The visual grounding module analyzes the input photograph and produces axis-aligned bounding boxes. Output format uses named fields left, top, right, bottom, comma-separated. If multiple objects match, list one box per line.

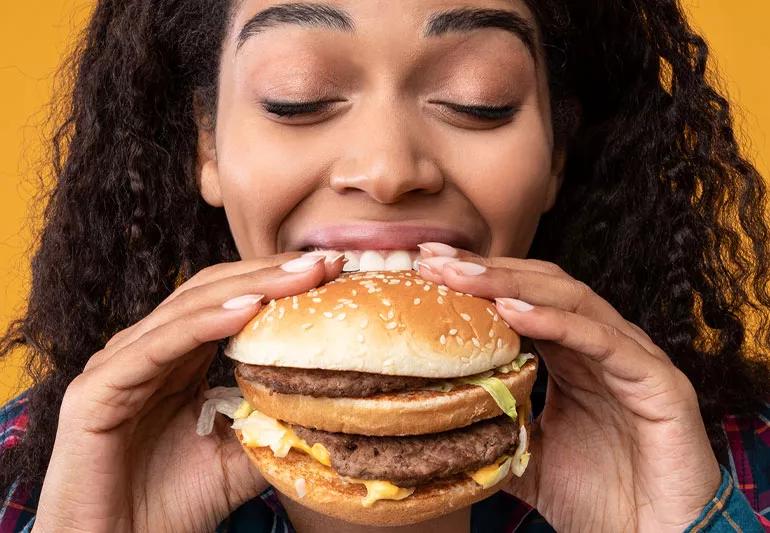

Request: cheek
left=444, top=105, right=554, bottom=257
left=213, top=114, right=321, bottom=258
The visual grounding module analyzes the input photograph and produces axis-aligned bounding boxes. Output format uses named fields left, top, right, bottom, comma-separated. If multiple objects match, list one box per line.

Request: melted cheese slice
left=349, top=479, right=416, bottom=507
left=235, top=409, right=414, bottom=506
left=470, top=456, right=513, bottom=488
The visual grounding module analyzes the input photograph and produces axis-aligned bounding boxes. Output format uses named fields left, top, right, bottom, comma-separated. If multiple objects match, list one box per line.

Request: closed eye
left=435, top=101, right=518, bottom=121
left=261, top=99, right=340, bottom=118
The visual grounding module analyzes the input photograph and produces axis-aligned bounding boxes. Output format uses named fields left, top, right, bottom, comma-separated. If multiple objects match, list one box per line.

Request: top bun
left=225, top=270, right=520, bottom=378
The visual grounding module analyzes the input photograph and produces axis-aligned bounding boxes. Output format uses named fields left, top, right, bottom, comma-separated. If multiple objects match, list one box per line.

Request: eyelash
left=261, top=100, right=517, bottom=121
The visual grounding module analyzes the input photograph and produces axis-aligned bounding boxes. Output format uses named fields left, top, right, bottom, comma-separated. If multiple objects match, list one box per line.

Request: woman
left=1, top=0, right=769, bottom=531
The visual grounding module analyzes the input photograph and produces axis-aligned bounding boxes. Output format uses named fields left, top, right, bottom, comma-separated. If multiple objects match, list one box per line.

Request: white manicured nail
left=495, top=298, right=534, bottom=312
left=302, top=250, right=347, bottom=265
left=418, top=242, right=459, bottom=258
left=446, top=261, right=487, bottom=276
left=281, top=255, right=325, bottom=272
left=223, top=294, right=264, bottom=310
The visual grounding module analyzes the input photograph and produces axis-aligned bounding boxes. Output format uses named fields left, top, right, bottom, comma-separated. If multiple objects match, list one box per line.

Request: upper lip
left=289, top=223, right=477, bottom=253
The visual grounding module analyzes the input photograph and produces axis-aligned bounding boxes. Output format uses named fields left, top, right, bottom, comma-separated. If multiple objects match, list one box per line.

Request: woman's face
left=198, top=0, right=563, bottom=262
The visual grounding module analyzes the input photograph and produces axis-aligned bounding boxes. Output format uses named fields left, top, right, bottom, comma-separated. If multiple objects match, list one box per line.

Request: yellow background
left=1, top=2, right=768, bottom=403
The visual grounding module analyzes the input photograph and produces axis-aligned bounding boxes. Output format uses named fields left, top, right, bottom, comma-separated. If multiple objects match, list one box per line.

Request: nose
left=329, top=104, right=444, bottom=204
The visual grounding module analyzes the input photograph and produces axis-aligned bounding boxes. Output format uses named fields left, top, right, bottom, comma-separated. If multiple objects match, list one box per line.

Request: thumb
left=211, top=413, right=270, bottom=510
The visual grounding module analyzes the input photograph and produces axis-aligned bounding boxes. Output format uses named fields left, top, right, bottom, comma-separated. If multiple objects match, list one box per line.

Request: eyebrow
left=236, top=3, right=536, bottom=56
left=424, top=7, right=535, bottom=55
left=237, top=3, right=354, bottom=50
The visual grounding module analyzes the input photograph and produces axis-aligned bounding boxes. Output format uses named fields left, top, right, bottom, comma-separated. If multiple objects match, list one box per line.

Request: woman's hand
left=33, top=252, right=346, bottom=533
left=416, top=245, right=721, bottom=533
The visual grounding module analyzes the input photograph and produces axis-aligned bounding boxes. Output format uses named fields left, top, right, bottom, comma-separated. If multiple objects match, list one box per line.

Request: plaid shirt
left=2, top=390, right=768, bottom=532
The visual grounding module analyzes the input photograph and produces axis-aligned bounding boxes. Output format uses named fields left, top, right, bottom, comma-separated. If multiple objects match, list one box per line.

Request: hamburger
left=222, top=269, right=537, bottom=526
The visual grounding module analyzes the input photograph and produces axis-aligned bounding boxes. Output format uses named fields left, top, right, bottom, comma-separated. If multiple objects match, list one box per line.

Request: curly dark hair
left=1, top=0, right=769, bottom=497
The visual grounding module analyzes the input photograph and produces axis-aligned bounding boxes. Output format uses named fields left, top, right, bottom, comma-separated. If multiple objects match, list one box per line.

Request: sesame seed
left=489, top=329, right=495, bottom=337
left=493, top=314, right=499, bottom=322
left=379, top=313, right=389, bottom=322
left=323, top=312, right=333, bottom=318
left=461, top=313, right=472, bottom=322
left=386, top=309, right=395, bottom=320
left=415, top=280, right=424, bottom=285
left=413, top=298, right=421, bottom=305
left=389, top=280, right=401, bottom=285
left=352, top=289, right=358, bottom=296
left=382, top=299, right=391, bottom=306
left=336, top=313, right=346, bottom=321
left=386, top=322, right=398, bottom=330
left=269, top=300, right=277, bottom=307
left=348, top=303, right=359, bottom=309
left=423, top=285, right=430, bottom=292
left=437, top=296, right=445, bottom=304
left=302, top=323, right=313, bottom=330
left=456, top=336, right=464, bottom=346
left=292, top=303, right=299, bottom=310
left=405, top=281, right=412, bottom=287
left=357, top=333, right=365, bottom=343
left=360, top=318, right=369, bottom=329
left=497, top=338, right=503, bottom=349
left=368, top=288, right=377, bottom=294
left=312, top=297, right=322, bottom=303
left=472, top=338, right=481, bottom=348
left=308, top=308, right=316, bottom=314
left=485, top=308, right=495, bottom=317
left=440, top=335, right=447, bottom=345
left=455, top=292, right=463, bottom=296
left=464, top=293, right=473, bottom=297
left=438, top=284, right=448, bottom=291
left=449, top=328, right=458, bottom=335
left=278, top=307, right=285, bottom=318
left=319, top=288, right=327, bottom=294
left=334, top=304, right=344, bottom=310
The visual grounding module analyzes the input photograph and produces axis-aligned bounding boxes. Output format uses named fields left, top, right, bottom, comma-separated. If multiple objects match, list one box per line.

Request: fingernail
left=419, top=256, right=458, bottom=271
left=223, top=294, right=264, bottom=310
left=281, top=255, right=325, bottom=272
left=446, top=261, right=486, bottom=276
left=495, top=298, right=534, bottom=312
left=302, top=250, right=347, bottom=265
left=418, top=242, right=459, bottom=258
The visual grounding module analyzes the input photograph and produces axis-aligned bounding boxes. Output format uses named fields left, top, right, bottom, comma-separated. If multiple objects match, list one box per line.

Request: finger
left=100, top=252, right=304, bottom=352
left=417, top=243, right=570, bottom=278
left=494, top=298, right=673, bottom=384
left=158, top=252, right=303, bottom=308
left=66, top=298, right=265, bottom=430
left=423, top=260, right=663, bottom=358
left=89, top=255, right=335, bottom=370
left=416, top=256, right=568, bottom=288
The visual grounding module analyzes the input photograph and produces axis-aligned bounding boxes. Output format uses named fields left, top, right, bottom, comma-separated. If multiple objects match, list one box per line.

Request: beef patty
left=238, top=364, right=435, bottom=397
left=291, top=416, right=518, bottom=486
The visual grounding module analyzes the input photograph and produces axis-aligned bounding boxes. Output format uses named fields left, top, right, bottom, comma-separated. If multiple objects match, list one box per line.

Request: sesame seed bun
left=237, top=433, right=520, bottom=527
left=235, top=358, right=538, bottom=435
left=225, top=270, right=521, bottom=378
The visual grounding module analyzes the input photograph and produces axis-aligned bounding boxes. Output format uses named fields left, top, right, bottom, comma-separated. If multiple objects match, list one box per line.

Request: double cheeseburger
left=225, top=269, right=537, bottom=526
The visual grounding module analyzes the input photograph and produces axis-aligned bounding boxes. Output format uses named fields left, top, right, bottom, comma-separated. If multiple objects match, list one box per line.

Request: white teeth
left=308, top=248, right=420, bottom=272
left=359, top=250, right=386, bottom=272
left=384, top=250, right=413, bottom=271
left=342, top=251, right=362, bottom=272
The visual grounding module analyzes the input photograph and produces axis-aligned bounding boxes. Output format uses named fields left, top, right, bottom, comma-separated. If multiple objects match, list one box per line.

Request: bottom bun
left=237, top=432, right=516, bottom=526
